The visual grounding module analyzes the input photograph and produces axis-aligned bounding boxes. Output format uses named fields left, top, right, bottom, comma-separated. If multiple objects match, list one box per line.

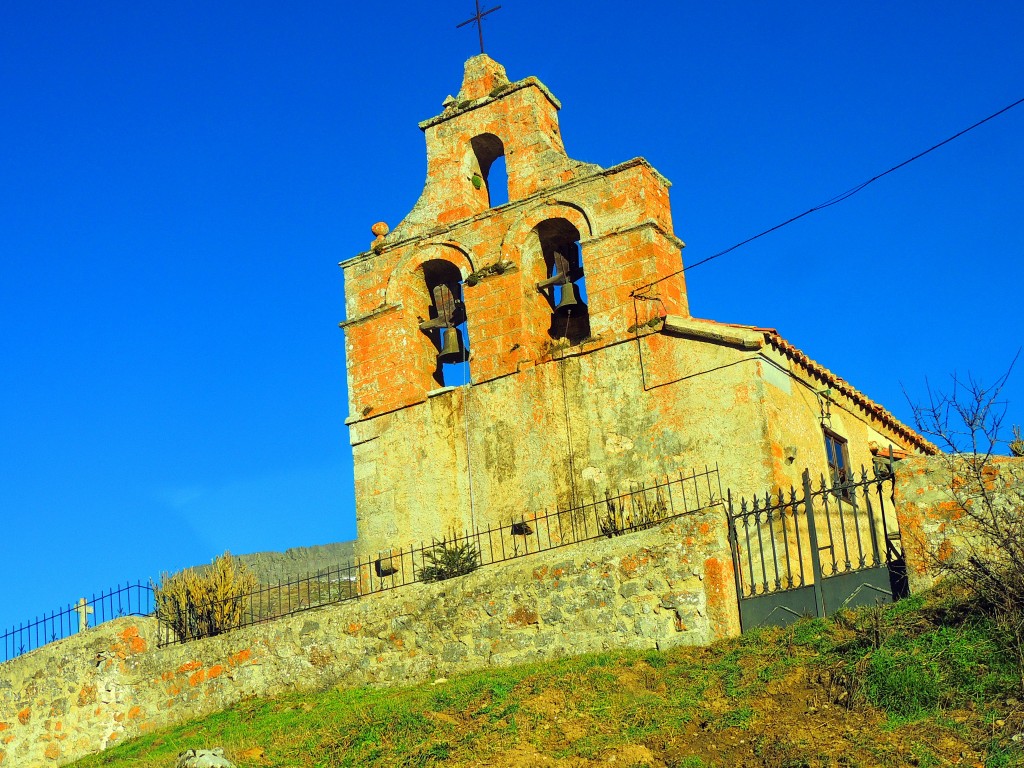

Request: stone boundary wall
left=0, top=508, right=737, bottom=768
left=895, top=455, right=1024, bottom=593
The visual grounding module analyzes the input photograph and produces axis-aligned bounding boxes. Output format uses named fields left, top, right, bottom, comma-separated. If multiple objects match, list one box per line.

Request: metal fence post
left=802, top=469, right=825, bottom=619
left=726, top=490, right=745, bottom=605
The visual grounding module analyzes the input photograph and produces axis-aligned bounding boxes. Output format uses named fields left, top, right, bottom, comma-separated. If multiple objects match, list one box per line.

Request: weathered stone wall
left=895, top=454, right=1024, bottom=592
left=0, top=509, right=737, bottom=768
left=350, top=334, right=766, bottom=559
left=351, top=317, right=924, bottom=564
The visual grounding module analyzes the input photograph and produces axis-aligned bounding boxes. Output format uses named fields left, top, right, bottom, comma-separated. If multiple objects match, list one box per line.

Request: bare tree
left=904, top=352, right=1024, bottom=672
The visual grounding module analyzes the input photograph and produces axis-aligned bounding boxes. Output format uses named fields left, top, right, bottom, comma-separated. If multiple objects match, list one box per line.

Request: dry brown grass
left=154, top=552, right=259, bottom=641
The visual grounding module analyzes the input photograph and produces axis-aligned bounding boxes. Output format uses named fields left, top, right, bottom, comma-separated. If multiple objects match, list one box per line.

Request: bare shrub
left=154, top=551, right=259, bottom=641
left=905, top=355, right=1024, bottom=674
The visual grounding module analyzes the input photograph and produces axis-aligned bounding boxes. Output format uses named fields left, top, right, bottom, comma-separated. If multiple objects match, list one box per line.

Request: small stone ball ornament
left=371, top=221, right=390, bottom=253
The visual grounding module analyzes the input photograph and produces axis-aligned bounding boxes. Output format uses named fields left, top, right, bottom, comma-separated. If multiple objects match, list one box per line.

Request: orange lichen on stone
left=508, top=607, right=540, bottom=627
left=188, top=669, right=206, bottom=687
left=207, top=664, right=223, bottom=679
left=228, top=649, right=252, bottom=666
left=346, top=623, right=363, bottom=635
left=120, top=626, right=139, bottom=640
left=936, top=539, right=956, bottom=563
left=127, top=706, right=142, bottom=720
left=177, top=660, right=202, bottom=674
left=532, top=566, right=549, bottom=580
left=0, top=724, right=7, bottom=732
left=17, top=707, right=30, bottom=725
left=703, top=557, right=729, bottom=606
left=44, top=742, right=60, bottom=760
left=619, top=553, right=650, bottom=578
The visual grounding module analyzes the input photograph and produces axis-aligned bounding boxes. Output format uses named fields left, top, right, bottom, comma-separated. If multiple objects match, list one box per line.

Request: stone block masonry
left=895, top=455, right=1024, bottom=593
left=0, top=508, right=737, bottom=767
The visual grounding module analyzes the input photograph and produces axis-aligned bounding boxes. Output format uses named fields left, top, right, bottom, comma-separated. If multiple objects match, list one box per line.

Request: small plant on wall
left=154, top=552, right=258, bottom=641
left=419, top=538, right=481, bottom=582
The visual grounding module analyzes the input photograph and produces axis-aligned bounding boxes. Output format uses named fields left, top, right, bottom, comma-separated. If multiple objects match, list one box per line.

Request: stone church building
left=340, top=55, right=934, bottom=562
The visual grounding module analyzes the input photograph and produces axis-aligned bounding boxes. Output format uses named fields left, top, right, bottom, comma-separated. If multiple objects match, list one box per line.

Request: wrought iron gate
left=727, top=461, right=906, bottom=631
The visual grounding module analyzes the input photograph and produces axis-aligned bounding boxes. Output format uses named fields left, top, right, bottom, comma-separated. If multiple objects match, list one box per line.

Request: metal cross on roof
left=456, top=0, right=502, bottom=55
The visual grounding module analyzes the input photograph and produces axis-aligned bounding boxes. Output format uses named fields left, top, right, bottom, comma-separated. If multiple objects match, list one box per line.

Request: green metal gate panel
left=821, top=565, right=894, bottom=616
left=738, top=584, right=818, bottom=632
left=729, top=462, right=903, bottom=632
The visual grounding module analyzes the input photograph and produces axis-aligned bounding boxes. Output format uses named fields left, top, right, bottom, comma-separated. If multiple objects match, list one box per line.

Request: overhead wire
left=631, top=94, right=1024, bottom=296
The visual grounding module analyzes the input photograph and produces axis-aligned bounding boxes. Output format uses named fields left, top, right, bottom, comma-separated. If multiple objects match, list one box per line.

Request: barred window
left=824, top=428, right=852, bottom=495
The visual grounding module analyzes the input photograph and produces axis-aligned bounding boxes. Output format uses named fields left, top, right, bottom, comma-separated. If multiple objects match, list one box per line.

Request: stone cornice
left=338, top=302, right=401, bottom=330
left=417, top=76, right=561, bottom=130
left=338, top=156, right=674, bottom=270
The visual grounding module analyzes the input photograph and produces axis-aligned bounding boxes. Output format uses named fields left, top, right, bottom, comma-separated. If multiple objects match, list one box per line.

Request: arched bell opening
left=534, top=218, right=590, bottom=344
left=470, top=133, right=508, bottom=208
left=418, top=259, right=470, bottom=387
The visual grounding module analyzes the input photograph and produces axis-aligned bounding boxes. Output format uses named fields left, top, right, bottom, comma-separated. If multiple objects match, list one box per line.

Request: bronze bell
left=437, top=326, right=463, bottom=363
left=555, top=284, right=578, bottom=313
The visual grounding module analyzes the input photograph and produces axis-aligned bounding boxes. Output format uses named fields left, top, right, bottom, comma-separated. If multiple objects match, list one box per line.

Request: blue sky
left=2, top=2, right=1022, bottom=634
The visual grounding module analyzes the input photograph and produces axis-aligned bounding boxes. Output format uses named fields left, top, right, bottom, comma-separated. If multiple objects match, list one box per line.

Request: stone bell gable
left=340, top=54, right=689, bottom=422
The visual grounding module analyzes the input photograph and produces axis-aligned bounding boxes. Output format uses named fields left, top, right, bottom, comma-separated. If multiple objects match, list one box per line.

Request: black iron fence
left=1, top=466, right=722, bottom=657
left=727, top=457, right=904, bottom=630
left=155, top=465, right=722, bottom=647
left=1, top=582, right=154, bottom=663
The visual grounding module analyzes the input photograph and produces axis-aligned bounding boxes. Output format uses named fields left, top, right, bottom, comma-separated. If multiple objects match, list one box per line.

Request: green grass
left=827, top=595, right=1021, bottom=726
left=69, top=589, right=1023, bottom=768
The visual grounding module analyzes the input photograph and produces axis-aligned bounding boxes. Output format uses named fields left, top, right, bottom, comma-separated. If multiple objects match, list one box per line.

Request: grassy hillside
left=72, top=590, right=1023, bottom=768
